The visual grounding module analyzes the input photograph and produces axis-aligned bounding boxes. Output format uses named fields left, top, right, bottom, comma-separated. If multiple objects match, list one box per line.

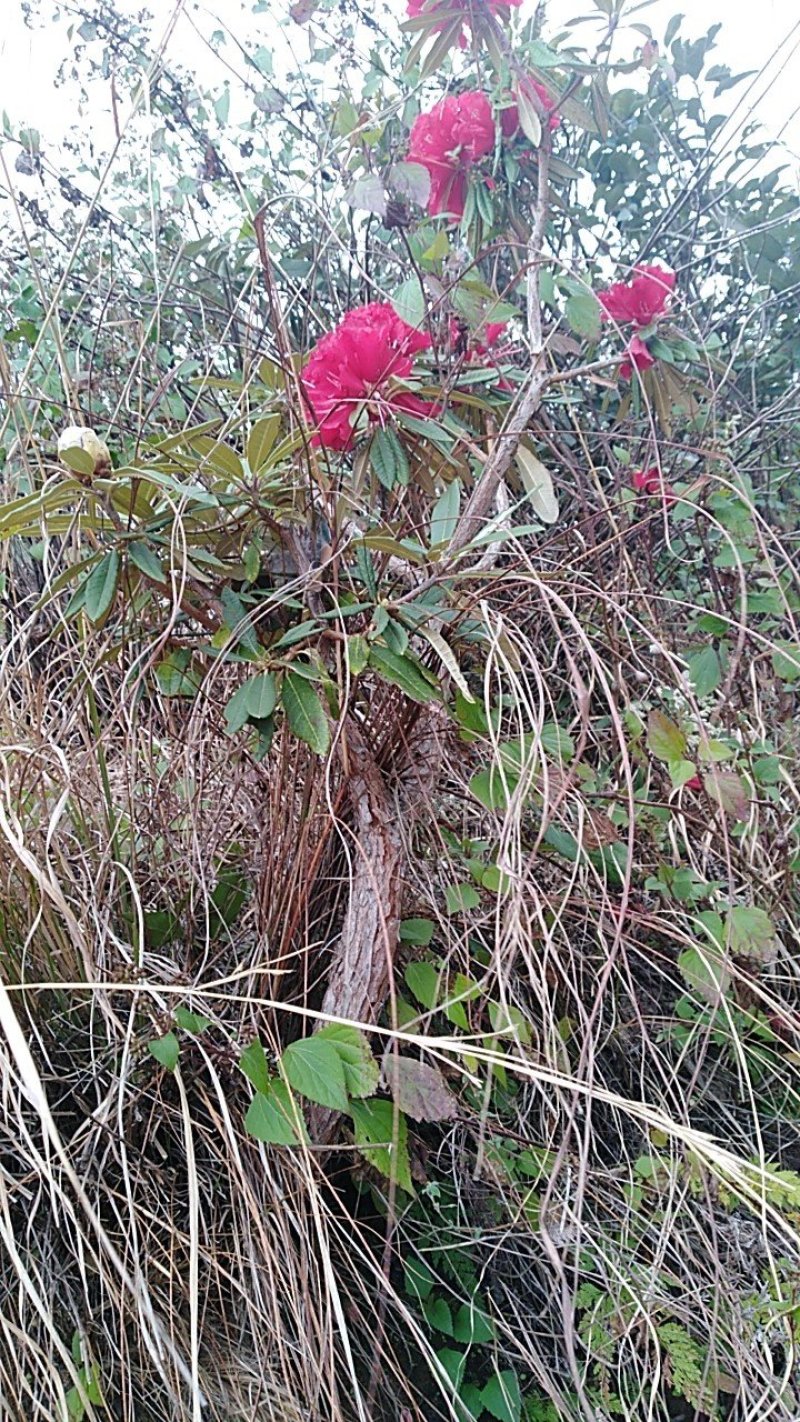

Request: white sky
left=1, top=0, right=799, bottom=167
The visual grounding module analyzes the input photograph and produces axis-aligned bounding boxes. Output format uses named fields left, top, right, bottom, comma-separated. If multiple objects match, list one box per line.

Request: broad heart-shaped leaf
left=405, top=960, right=440, bottom=1010
left=445, top=882, right=480, bottom=915
left=391, top=276, right=427, bottom=332
left=678, top=945, right=731, bottom=1004
left=398, top=918, right=435, bottom=946
left=702, top=767, right=750, bottom=821
left=384, top=1055, right=457, bottom=1123
left=346, top=174, right=387, bottom=216
left=246, top=414, right=281, bottom=472
left=453, top=1299, right=496, bottom=1345
left=564, top=292, right=601, bottom=342
left=481, top=1369, right=522, bottom=1422
left=281, top=1037, right=349, bottom=1111
left=316, top=1024, right=379, bottom=1098
left=148, top=1032, right=179, bottom=1072
left=370, top=424, right=410, bottom=490
left=282, top=671, right=330, bottom=755
left=245, top=1081, right=307, bottom=1146
left=647, top=710, right=687, bottom=763
left=349, top=1098, right=413, bottom=1192
left=727, top=905, right=778, bottom=962
left=369, top=645, right=439, bottom=703
left=515, top=446, right=559, bottom=524
left=173, top=1006, right=211, bottom=1034
left=84, top=549, right=120, bottom=622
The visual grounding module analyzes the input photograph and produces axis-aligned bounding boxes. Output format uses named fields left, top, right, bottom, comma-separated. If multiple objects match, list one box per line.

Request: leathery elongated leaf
left=515, top=447, right=559, bottom=524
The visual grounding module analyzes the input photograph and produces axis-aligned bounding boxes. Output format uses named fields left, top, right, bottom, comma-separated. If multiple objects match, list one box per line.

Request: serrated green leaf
left=349, top=1097, right=413, bottom=1191
left=315, top=1024, right=379, bottom=1098
left=84, top=549, right=120, bottom=622
left=281, top=1037, right=349, bottom=1110
left=245, top=1082, right=306, bottom=1146
left=239, top=1038, right=272, bottom=1094
left=727, top=906, right=777, bottom=962
left=453, top=1300, right=496, bottom=1344
left=282, top=671, right=330, bottom=755
left=647, top=710, right=687, bottom=763
left=481, top=1369, right=521, bottom=1422
left=678, top=945, right=731, bottom=1004
left=405, top=960, right=440, bottom=1010
left=148, top=1032, right=179, bottom=1072
left=565, top=292, right=601, bottom=341
left=445, top=882, right=480, bottom=915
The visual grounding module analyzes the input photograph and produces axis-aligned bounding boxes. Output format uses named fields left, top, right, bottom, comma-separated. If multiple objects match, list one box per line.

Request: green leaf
left=702, top=768, right=749, bottom=821
left=480, top=1370, right=521, bottom=1422
left=430, top=479, right=460, bottom=547
left=389, top=161, right=431, bottom=208
left=404, top=1257, right=434, bottom=1300
left=772, top=642, right=800, bottom=683
left=391, top=276, right=426, bottom=330
left=282, top=671, right=330, bottom=754
left=669, top=759, right=699, bottom=789
left=239, top=1038, right=272, bottom=1094
left=224, top=681, right=254, bottom=735
left=349, top=1098, right=413, bottom=1191
left=174, top=1006, right=211, bottom=1034
left=245, top=1081, right=306, bottom=1146
left=281, top=1037, right=349, bottom=1110
left=148, top=1032, right=179, bottom=1072
left=84, top=549, right=120, bottom=622
left=316, top=1024, right=379, bottom=1098
left=244, top=672, right=277, bottom=720
left=346, top=633, right=370, bottom=677
left=155, top=649, right=198, bottom=698
left=405, top=960, right=440, bottom=1010
left=453, top=1300, right=496, bottom=1344
left=369, top=645, right=439, bottom=703
left=399, top=918, right=435, bottom=946
left=678, top=945, right=731, bottom=1004
left=647, top=710, right=687, bottom=762
left=423, top=1296, right=455, bottom=1336
left=371, top=425, right=410, bottom=490
left=687, top=644, right=726, bottom=698
left=128, top=540, right=166, bottom=584
left=436, top=1348, right=466, bottom=1393
left=247, top=414, right=281, bottom=472
left=515, top=447, right=558, bottom=524
left=445, top=882, right=480, bottom=915
left=727, top=906, right=778, bottom=962
left=470, top=765, right=519, bottom=812
left=565, top=292, right=601, bottom=341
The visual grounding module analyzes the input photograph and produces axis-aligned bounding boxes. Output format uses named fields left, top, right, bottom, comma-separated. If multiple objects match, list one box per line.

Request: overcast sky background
left=1, top=0, right=798, bottom=172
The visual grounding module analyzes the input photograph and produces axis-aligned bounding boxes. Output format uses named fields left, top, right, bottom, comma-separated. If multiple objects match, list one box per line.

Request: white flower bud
left=57, top=426, right=111, bottom=471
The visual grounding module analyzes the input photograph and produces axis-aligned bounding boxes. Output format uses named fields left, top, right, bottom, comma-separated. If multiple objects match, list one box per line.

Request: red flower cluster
left=632, top=466, right=675, bottom=505
left=597, top=263, right=675, bottom=380
left=408, top=91, right=495, bottom=219
left=450, top=317, right=507, bottom=356
left=302, top=303, right=430, bottom=451
left=500, top=80, right=561, bottom=139
left=407, top=0, right=521, bottom=50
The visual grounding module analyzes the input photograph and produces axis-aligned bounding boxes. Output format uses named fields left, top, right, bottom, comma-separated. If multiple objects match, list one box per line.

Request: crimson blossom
left=407, top=0, right=521, bottom=50
left=499, top=80, right=561, bottom=138
left=407, top=91, right=495, bottom=219
left=597, top=263, right=675, bottom=381
left=632, top=466, right=675, bottom=505
left=302, top=303, right=431, bottom=452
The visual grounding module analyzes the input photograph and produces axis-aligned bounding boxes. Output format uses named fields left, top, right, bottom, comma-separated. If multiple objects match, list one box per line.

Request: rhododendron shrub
left=407, top=91, right=495, bottom=218
left=302, top=303, right=430, bottom=450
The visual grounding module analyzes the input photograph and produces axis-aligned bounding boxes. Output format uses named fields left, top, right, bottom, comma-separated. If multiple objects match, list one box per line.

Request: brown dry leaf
left=384, top=1056, right=458, bottom=1123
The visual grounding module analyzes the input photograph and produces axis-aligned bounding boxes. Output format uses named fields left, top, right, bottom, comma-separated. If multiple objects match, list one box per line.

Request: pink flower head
left=302, top=302, right=431, bottom=451
left=407, top=91, right=495, bottom=219
left=500, top=80, right=561, bottom=140
left=619, top=334, right=655, bottom=380
left=632, top=466, right=675, bottom=505
left=407, top=0, right=521, bottom=50
left=597, top=264, right=675, bottom=328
